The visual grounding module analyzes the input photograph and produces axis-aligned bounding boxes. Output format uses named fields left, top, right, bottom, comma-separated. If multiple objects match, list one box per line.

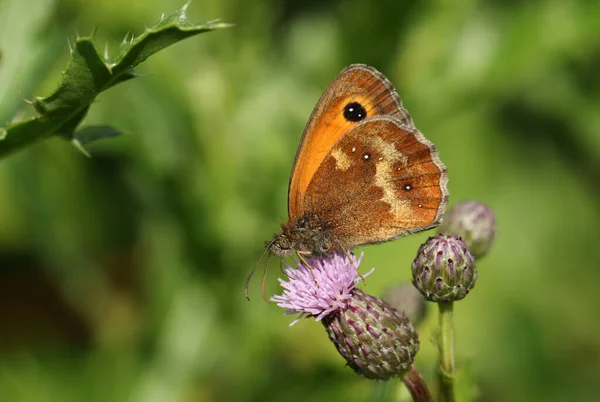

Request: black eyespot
left=403, top=184, right=412, bottom=191
left=343, top=102, right=367, bottom=122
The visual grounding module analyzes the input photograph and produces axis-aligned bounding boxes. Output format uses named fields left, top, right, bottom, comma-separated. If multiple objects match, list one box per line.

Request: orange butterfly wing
left=302, top=116, right=448, bottom=248
left=288, top=64, right=414, bottom=221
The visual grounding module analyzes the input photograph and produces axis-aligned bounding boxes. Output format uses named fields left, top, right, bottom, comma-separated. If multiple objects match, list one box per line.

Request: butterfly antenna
left=260, top=251, right=272, bottom=303
left=245, top=242, right=273, bottom=301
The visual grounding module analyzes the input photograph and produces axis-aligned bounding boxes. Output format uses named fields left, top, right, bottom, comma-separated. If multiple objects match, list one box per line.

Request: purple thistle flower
left=412, top=234, right=476, bottom=302
left=271, top=252, right=420, bottom=381
left=271, top=253, right=374, bottom=325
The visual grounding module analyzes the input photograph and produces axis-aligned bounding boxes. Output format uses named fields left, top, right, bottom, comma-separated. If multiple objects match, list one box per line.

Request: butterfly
left=247, top=64, right=448, bottom=299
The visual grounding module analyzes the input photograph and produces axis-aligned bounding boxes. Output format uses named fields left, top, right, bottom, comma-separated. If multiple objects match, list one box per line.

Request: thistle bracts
left=412, top=234, right=476, bottom=302
left=272, top=253, right=420, bottom=381
left=322, top=289, right=419, bottom=381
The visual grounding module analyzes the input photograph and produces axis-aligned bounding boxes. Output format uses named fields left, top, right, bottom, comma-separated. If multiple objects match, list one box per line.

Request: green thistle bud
left=382, top=283, right=427, bottom=326
left=412, top=234, right=476, bottom=302
left=438, top=201, right=496, bottom=258
left=322, top=289, right=419, bottom=381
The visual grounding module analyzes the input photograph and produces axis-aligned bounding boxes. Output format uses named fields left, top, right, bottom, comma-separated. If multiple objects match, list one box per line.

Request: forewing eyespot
left=343, top=102, right=367, bottom=122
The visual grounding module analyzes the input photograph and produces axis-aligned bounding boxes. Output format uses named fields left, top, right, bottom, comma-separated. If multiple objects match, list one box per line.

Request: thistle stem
left=438, top=301, right=455, bottom=402
left=401, top=364, right=433, bottom=402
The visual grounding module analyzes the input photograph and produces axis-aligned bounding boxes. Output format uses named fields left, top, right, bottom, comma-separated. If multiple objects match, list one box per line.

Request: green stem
left=401, top=364, right=433, bottom=402
left=438, top=301, right=455, bottom=402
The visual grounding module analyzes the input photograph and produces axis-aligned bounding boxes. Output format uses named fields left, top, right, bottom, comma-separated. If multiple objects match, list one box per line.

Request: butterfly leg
left=335, top=239, right=366, bottom=285
left=296, top=250, right=319, bottom=288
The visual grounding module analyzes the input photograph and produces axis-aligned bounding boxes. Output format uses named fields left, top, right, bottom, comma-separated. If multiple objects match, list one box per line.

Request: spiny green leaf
left=33, top=40, right=110, bottom=116
left=110, top=7, right=231, bottom=76
left=0, top=3, right=231, bottom=158
left=0, top=116, right=60, bottom=151
left=56, top=106, right=91, bottom=138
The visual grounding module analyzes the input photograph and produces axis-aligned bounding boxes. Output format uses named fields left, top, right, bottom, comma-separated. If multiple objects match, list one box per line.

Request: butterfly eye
left=343, top=102, right=367, bottom=122
left=278, top=236, right=291, bottom=249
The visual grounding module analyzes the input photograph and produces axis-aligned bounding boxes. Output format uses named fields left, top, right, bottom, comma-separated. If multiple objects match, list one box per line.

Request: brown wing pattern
left=302, top=116, right=448, bottom=248
left=288, top=64, right=414, bottom=221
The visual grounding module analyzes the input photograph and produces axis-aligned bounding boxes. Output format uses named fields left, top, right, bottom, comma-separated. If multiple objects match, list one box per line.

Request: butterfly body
left=270, top=213, right=337, bottom=258
left=268, top=64, right=448, bottom=259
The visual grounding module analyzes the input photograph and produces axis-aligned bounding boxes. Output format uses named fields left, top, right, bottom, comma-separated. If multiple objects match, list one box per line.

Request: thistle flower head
left=271, top=253, right=373, bottom=324
left=323, top=289, right=419, bottom=381
left=412, top=234, right=477, bottom=302
left=272, top=253, right=419, bottom=381
left=438, top=200, right=496, bottom=258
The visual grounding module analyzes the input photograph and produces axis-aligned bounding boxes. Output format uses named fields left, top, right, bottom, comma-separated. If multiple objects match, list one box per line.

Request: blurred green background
left=1, top=0, right=599, bottom=401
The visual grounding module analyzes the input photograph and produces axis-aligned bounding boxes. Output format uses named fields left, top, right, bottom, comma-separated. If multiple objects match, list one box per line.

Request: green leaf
left=33, top=40, right=111, bottom=116
left=0, top=117, right=59, bottom=151
left=73, top=125, right=122, bottom=145
left=110, top=15, right=226, bottom=77
left=0, top=3, right=231, bottom=158
left=56, top=106, right=91, bottom=138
